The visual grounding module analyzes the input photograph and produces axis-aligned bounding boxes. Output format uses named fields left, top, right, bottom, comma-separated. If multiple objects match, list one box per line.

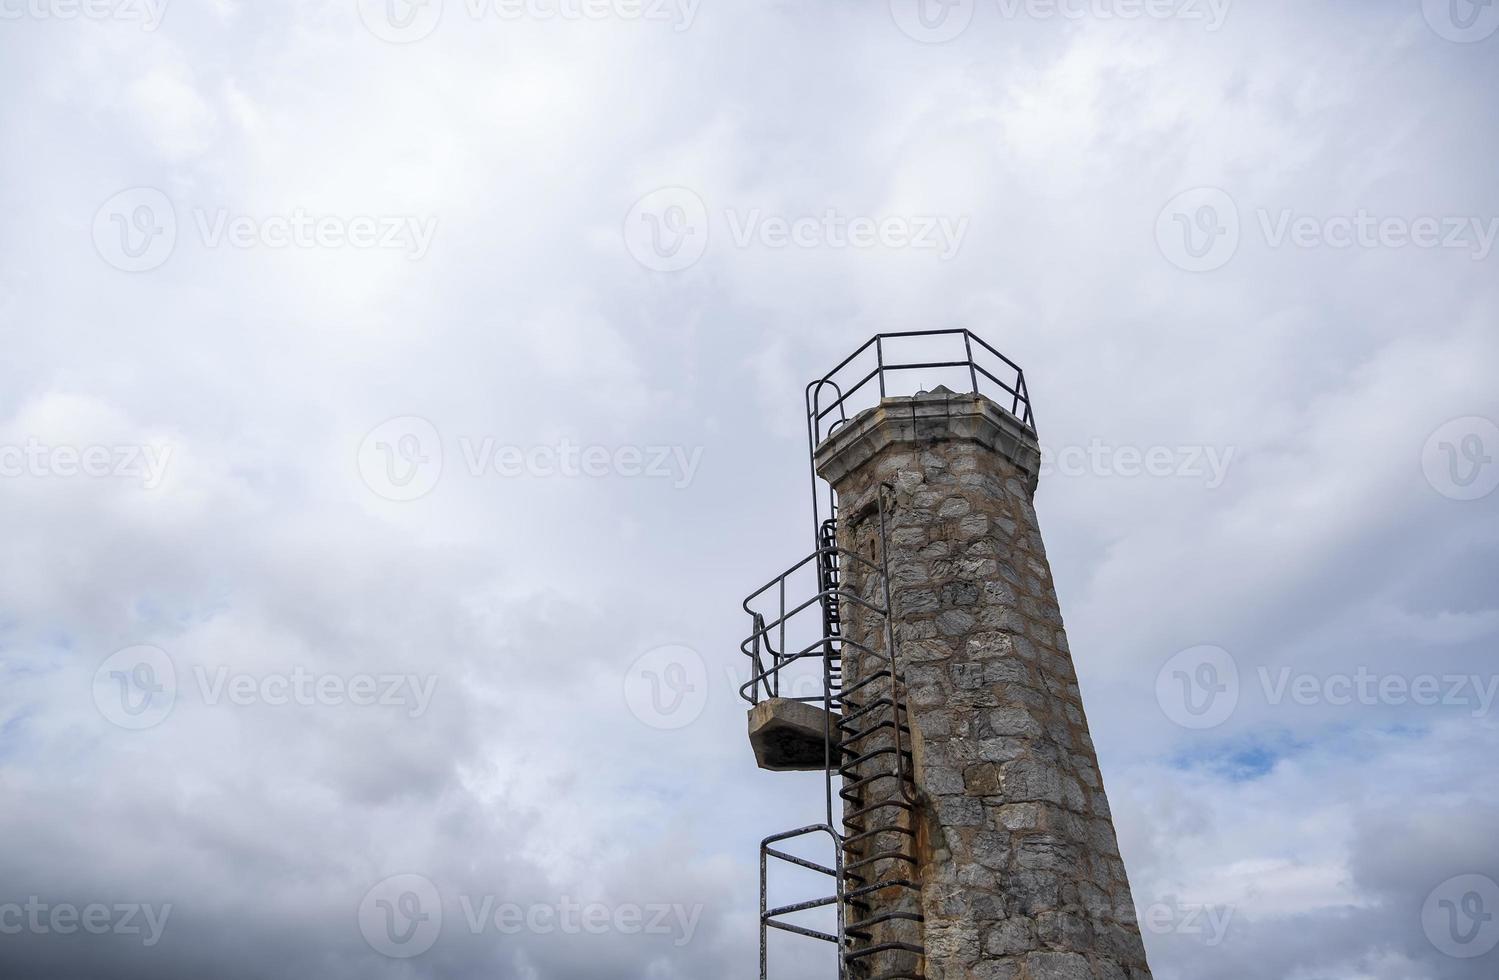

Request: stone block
left=746, top=698, right=834, bottom=772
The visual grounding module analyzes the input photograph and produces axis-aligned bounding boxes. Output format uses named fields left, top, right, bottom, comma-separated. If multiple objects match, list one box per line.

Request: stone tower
left=812, top=386, right=1153, bottom=980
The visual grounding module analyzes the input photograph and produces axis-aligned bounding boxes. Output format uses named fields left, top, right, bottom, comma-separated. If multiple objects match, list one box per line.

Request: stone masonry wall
left=818, top=390, right=1153, bottom=980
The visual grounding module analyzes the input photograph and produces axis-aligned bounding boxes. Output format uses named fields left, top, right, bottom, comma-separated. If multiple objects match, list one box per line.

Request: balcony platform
left=748, top=698, right=837, bottom=772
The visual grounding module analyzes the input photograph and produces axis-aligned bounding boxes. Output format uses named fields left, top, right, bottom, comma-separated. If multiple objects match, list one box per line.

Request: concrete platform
left=747, top=698, right=837, bottom=772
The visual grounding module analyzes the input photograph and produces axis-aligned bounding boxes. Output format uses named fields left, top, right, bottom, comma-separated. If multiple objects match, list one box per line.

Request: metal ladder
left=748, top=496, right=924, bottom=980
left=837, top=657, right=924, bottom=979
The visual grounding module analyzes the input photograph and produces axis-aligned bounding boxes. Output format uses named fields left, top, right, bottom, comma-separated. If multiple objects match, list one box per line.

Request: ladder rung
left=842, top=824, right=917, bottom=848
left=847, top=910, right=924, bottom=932
left=764, top=847, right=836, bottom=877
left=844, top=879, right=921, bottom=901
left=765, top=894, right=838, bottom=918
left=843, top=797, right=915, bottom=823
left=845, top=850, right=919, bottom=874
left=766, top=919, right=838, bottom=944
left=845, top=941, right=925, bottom=962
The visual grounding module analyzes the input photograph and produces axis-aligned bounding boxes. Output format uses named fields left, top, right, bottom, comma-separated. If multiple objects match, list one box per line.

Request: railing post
left=760, top=844, right=769, bottom=980
left=963, top=330, right=979, bottom=396
left=876, top=336, right=886, bottom=398
left=777, top=577, right=786, bottom=699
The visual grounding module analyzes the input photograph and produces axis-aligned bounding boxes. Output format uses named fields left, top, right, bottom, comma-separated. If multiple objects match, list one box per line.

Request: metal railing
left=805, top=328, right=1037, bottom=453
left=739, top=545, right=886, bottom=707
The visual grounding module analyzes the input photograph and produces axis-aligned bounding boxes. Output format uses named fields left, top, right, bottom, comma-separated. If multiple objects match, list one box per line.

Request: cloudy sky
left=1, top=0, right=1497, bottom=977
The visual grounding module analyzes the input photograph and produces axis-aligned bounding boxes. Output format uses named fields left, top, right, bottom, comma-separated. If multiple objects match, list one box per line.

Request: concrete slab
left=748, top=697, right=837, bottom=772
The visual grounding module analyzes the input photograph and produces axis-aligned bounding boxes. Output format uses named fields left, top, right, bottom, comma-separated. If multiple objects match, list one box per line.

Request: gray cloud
left=1, top=1, right=1497, bottom=978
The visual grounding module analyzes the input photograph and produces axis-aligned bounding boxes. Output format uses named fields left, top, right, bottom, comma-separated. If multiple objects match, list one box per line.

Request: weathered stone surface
left=746, top=697, right=835, bottom=772
left=817, top=389, right=1153, bottom=980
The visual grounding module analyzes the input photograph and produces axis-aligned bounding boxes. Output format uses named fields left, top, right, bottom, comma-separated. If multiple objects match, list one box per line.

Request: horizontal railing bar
left=741, top=593, right=885, bottom=648
left=741, top=546, right=886, bottom=610
left=762, top=824, right=839, bottom=846
left=766, top=920, right=838, bottom=943
left=764, top=849, right=837, bottom=877
left=766, top=896, right=839, bottom=917
left=802, top=331, right=1038, bottom=451
left=813, top=365, right=881, bottom=422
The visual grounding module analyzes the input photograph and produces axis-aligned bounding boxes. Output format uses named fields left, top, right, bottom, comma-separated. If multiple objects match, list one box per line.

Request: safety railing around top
left=804, top=328, right=1037, bottom=453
